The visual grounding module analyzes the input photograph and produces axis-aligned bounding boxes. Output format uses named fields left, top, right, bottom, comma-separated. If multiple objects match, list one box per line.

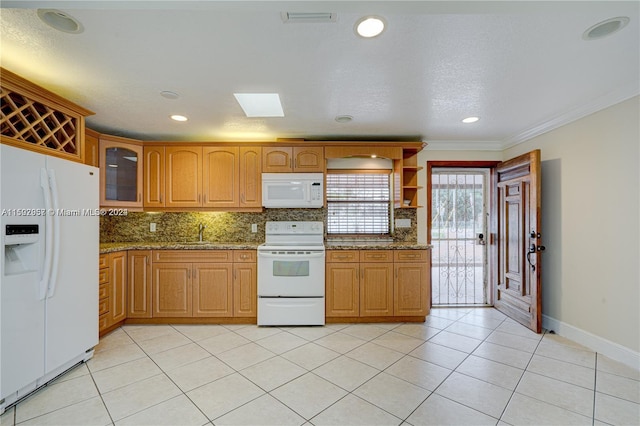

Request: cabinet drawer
left=326, top=250, right=359, bottom=262
left=99, top=254, right=108, bottom=269
left=152, top=250, right=231, bottom=263
left=233, top=250, right=256, bottom=263
left=394, top=250, right=429, bottom=263
left=99, top=268, right=109, bottom=285
left=99, top=313, right=109, bottom=331
left=98, top=298, right=109, bottom=316
left=99, top=282, right=109, bottom=300
left=360, top=250, right=393, bottom=262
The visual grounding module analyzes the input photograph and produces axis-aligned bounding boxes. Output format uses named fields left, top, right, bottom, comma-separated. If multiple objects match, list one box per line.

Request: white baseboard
left=542, top=314, right=640, bottom=370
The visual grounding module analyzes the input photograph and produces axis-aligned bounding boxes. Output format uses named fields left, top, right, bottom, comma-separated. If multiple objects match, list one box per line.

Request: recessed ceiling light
left=160, top=91, right=179, bottom=100
left=462, top=116, right=480, bottom=124
left=335, top=115, right=353, bottom=123
left=355, top=16, right=386, bottom=38
left=37, top=9, right=83, bottom=34
left=170, top=115, right=188, bottom=122
left=583, top=17, right=630, bottom=40
left=234, top=93, right=284, bottom=117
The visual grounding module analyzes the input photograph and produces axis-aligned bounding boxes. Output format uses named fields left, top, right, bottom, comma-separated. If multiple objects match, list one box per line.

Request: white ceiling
left=1, top=1, right=638, bottom=149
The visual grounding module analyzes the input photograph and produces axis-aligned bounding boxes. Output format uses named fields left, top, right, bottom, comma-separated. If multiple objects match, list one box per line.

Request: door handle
left=526, top=244, right=546, bottom=271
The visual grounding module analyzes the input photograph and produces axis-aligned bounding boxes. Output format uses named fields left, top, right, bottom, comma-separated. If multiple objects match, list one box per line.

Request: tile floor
left=1, top=308, right=639, bottom=426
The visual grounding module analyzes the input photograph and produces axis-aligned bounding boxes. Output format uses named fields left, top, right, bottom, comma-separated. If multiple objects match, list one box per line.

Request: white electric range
left=257, top=221, right=325, bottom=326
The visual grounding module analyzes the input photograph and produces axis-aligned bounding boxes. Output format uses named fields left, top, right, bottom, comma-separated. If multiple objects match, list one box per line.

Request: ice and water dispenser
left=4, top=224, right=40, bottom=275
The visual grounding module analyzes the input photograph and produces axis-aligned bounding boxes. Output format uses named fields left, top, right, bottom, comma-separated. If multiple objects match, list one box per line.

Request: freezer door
left=43, top=156, right=99, bottom=374
left=0, top=145, right=46, bottom=400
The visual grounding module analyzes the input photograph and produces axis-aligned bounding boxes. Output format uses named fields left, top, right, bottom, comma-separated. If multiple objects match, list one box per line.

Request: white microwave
left=262, top=173, right=324, bottom=208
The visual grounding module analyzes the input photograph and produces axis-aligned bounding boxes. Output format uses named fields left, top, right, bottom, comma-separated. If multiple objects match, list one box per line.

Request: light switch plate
left=150, top=223, right=156, bottom=232
left=251, top=224, right=258, bottom=233
left=395, top=219, right=411, bottom=228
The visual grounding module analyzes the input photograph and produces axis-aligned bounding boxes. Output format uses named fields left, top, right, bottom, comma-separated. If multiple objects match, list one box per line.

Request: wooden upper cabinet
left=0, top=68, right=93, bottom=163
left=263, top=147, right=292, bottom=172
left=293, top=147, right=324, bottom=172
left=84, top=129, right=100, bottom=167
left=203, top=147, right=239, bottom=208
left=165, top=146, right=202, bottom=208
left=143, top=146, right=165, bottom=208
left=142, top=144, right=261, bottom=211
left=263, top=146, right=324, bottom=172
left=99, top=136, right=143, bottom=209
left=239, top=146, right=262, bottom=208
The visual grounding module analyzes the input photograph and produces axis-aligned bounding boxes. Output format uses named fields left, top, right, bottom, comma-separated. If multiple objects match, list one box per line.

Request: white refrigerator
left=0, top=144, right=99, bottom=414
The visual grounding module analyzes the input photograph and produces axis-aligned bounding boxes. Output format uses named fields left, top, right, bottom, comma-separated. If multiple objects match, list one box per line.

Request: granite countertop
left=100, top=242, right=260, bottom=254
left=324, top=241, right=431, bottom=250
left=100, top=241, right=431, bottom=254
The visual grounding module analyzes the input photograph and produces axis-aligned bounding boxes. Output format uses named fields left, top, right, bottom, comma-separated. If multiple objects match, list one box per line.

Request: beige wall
left=503, top=96, right=639, bottom=354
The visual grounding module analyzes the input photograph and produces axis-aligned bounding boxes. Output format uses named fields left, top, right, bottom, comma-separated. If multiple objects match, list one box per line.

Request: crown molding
left=426, top=82, right=639, bottom=153
left=502, top=82, right=640, bottom=150
left=424, top=140, right=503, bottom=151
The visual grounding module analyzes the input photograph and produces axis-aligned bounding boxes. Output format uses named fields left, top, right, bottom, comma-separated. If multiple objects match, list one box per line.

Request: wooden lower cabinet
left=193, top=263, right=233, bottom=317
left=394, top=250, right=430, bottom=316
left=326, top=249, right=430, bottom=319
left=98, top=254, right=109, bottom=332
left=149, top=250, right=256, bottom=319
left=128, top=250, right=152, bottom=318
left=360, top=263, right=393, bottom=316
left=99, top=251, right=127, bottom=334
left=98, top=248, right=425, bottom=327
left=326, top=263, right=359, bottom=317
left=109, top=251, right=128, bottom=324
left=152, top=263, right=192, bottom=317
left=233, top=262, right=256, bottom=317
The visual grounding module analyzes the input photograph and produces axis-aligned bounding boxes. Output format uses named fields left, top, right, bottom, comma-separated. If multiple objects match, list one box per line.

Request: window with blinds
left=326, top=171, right=391, bottom=234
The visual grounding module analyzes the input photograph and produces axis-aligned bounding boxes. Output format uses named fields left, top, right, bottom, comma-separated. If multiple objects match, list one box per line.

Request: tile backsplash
left=100, top=208, right=417, bottom=243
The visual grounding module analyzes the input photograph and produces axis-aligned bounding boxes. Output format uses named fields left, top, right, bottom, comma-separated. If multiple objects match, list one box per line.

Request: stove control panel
left=265, top=221, right=323, bottom=235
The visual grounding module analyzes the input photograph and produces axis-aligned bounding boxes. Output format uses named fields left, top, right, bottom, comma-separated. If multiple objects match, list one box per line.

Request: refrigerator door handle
left=47, top=169, right=61, bottom=298
left=39, top=168, right=53, bottom=300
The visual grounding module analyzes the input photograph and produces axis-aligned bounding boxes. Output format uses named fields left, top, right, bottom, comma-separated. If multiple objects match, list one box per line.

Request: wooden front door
left=494, top=150, right=543, bottom=333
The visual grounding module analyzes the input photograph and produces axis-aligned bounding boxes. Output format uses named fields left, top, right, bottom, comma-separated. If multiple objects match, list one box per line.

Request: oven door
left=257, top=249, right=325, bottom=297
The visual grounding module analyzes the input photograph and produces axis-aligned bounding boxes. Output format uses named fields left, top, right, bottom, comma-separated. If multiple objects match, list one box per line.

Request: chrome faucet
left=198, top=223, right=205, bottom=242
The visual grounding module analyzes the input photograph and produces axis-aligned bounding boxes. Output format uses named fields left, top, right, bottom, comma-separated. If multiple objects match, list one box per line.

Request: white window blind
left=326, top=172, right=390, bottom=234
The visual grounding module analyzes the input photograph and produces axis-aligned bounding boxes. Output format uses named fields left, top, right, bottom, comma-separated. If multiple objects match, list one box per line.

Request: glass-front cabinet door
left=99, top=136, right=143, bottom=209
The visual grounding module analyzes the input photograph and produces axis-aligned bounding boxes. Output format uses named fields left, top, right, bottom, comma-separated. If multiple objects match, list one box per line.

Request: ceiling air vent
left=281, top=12, right=337, bottom=23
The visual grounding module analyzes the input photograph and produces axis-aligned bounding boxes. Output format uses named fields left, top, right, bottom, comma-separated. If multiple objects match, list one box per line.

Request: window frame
left=326, top=168, right=393, bottom=237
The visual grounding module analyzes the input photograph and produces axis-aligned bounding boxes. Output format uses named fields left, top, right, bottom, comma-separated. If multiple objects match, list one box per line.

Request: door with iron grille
left=431, top=169, right=489, bottom=306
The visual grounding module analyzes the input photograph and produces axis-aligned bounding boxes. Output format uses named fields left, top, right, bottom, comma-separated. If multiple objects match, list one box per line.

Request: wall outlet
left=251, top=224, right=258, bottom=233
left=150, top=223, right=156, bottom=232
left=395, top=218, right=411, bottom=228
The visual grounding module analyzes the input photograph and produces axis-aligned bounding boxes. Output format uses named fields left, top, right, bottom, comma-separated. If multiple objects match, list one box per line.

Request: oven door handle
left=258, top=251, right=325, bottom=259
